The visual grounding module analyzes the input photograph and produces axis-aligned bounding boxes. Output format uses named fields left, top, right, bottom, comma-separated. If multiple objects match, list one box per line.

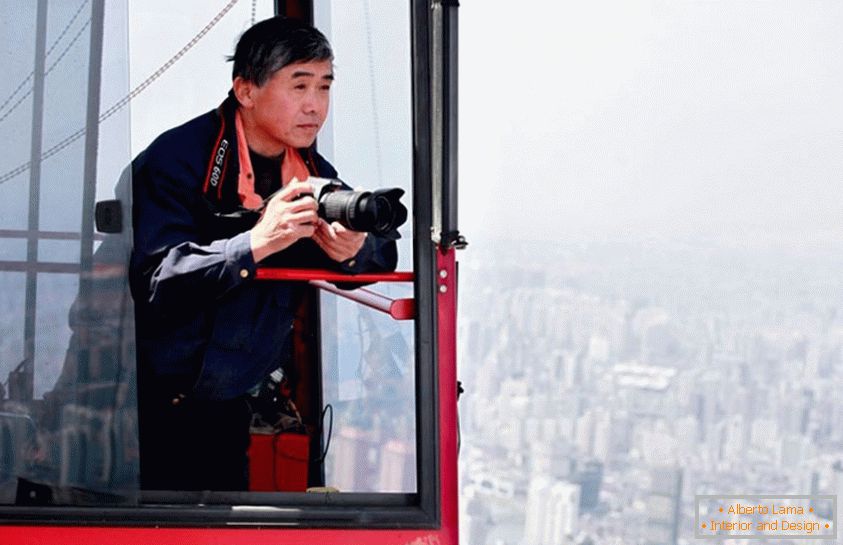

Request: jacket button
left=347, top=259, right=356, bottom=268
left=171, top=394, right=186, bottom=406
left=240, top=269, right=250, bottom=278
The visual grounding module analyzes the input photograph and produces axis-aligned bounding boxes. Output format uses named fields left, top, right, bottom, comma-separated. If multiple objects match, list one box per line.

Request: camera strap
left=202, top=93, right=320, bottom=215
left=201, top=94, right=240, bottom=210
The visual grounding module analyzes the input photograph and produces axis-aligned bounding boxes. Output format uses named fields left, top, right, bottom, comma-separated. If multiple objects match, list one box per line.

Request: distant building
left=377, top=439, right=414, bottom=492
left=571, top=459, right=603, bottom=512
left=834, top=461, right=843, bottom=525
left=644, top=466, right=682, bottom=545
left=461, top=489, right=491, bottom=545
left=329, top=426, right=375, bottom=491
left=610, top=362, right=677, bottom=419
left=524, top=476, right=580, bottom=545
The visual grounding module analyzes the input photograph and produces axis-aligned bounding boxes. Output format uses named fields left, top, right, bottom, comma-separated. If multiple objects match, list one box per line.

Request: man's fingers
left=332, top=222, right=366, bottom=246
left=286, top=195, right=318, bottom=212
left=288, top=210, right=318, bottom=225
left=297, top=225, right=316, bottom=239
left=318, top=219, right=338, bottom=240
left=275, top=179, right=314, bottom=202
left=331, top=222, right=365, bottom=239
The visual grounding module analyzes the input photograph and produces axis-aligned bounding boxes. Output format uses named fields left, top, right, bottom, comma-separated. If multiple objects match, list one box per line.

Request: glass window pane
left=0, top=273, right=25, bottom=393
left=0, top=240, right=26, bottom=262
left=3, top=0, right=420, bottom=510
left=126, top=0, right=276, bottom=154
left=0, top=2, right=35, bottom=232
left=314, top=1, right=417, bottom=493
left=0, top=0, right=137, bottom=501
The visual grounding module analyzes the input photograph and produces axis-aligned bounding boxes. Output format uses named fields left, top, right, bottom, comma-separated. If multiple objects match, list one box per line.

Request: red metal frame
left=0, top=0, right=463, bottom=538
left=257, top=268, right=417, bottom=320
left=0, top=249, right=460, bottom=545
left=309, top=280, right=416, bottom=320
left=256, top=268, right=415, bottom=283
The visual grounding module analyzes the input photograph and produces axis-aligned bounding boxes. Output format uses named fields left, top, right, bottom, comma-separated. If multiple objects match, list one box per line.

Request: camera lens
left=317, top=188, right=406, bottom=236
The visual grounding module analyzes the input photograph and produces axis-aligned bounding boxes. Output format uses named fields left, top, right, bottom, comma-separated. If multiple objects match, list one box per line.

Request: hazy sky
left=7, top=0, right=843, bottom=249
left=7, top=0, right=838, bottom=249
left=124, top=0, right=843, bottom=248
left=459, top=1, right=843, bottom=247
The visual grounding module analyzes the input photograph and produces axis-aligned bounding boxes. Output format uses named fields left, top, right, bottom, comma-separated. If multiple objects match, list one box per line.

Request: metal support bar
left=309, top=280, right=416, bottom=321
left=22, top=0, right=49, bottom=402
left=255, top=268, right=414, bottom=283
left=78, top=0, right=105, bottom=307
left=0, top=262, right=80, bottom=274
left=0, top=229, right=104, bottom=241
left=431, top=0, right=461, bottom=250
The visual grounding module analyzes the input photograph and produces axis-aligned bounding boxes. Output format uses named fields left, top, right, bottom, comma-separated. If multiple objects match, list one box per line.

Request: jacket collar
left=201, top=92, right=324, bottom=215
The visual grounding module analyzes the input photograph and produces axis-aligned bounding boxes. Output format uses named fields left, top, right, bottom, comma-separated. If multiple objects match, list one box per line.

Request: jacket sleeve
left=130, top=150, right=257, bottom=315
left=337, top=233, right=398, bottom=275
left=259, top=232, right=398, bottom=279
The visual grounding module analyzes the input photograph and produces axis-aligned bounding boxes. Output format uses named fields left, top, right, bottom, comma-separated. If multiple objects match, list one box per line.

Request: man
left=129, top=16, right=397, bottom=491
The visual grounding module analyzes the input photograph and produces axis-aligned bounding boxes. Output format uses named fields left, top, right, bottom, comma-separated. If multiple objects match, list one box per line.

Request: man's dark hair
left=230, top=16, right=333, bottom=86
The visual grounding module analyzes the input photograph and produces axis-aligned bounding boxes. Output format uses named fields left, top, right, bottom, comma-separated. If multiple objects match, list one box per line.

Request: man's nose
left=301, top=91, right=319, bottom=113
left=302, top=90, right=327, bottom=115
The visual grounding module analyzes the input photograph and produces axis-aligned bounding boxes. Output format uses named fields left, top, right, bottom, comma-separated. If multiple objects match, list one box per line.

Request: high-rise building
left=572, top=459, right=603, bottom=512
left=524, top=476, right=580, bottom=545
left=834, top=461, right=843, bottom=527
left=591, top=408, right=613, bottom=464
left=460, top=488, right=490, bottom=545
left=644, top=466, right=682, bottom=545
left=329, top=426, right=375, bottom=491
left=575, top=410, right=594, bottom=456
left=719, top=415, right=745, bottom=466
left=377, top=439, right=414, bottom=492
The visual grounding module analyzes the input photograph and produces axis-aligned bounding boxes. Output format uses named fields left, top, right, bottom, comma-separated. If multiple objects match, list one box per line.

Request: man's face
left=239, top=59, right=333, bottom=153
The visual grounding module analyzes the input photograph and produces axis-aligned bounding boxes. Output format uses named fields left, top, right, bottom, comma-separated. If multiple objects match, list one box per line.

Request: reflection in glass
left=1, top=0, right=419, bottom=506
left=315, top=0, right=417, bottom=493
left=0, top=0, right=133, bottom=504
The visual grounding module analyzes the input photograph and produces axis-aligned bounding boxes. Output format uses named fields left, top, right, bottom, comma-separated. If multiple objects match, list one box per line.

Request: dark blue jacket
left=129, top=95, right=398, bottom=400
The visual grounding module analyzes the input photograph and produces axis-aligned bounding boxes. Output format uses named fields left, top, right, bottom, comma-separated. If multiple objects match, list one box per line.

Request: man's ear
left=232, top=76, right=255, bottom=108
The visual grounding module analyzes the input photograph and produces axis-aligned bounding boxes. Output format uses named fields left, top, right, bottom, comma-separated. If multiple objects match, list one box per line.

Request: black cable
left=315, top=403, right=333, bottom=462
left=456, top=381, right=464, bottom=454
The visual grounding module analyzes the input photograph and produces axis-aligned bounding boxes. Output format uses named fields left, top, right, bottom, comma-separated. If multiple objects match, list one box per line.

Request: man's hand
left=313, top=218, right=366, bottom=263
left=250, top=178, right=318, bottom=263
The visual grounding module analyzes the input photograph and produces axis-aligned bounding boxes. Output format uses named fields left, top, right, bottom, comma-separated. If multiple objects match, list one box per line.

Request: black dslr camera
left=304, top=177, right=407, bottom=238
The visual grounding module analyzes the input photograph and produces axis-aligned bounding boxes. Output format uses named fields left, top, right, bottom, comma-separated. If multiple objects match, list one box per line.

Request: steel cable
left=0, top=0, right=90, bottom=119
left=0, top=0, right=241, bottom=186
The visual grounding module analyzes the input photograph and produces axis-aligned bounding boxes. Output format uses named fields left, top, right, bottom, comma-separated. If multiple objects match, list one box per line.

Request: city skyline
left=458, top=240, right=842, bottom=544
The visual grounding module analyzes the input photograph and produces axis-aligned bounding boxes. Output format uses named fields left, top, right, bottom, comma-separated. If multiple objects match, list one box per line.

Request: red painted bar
left=256, top=268, right=415, bottom=283
left=310, top=280, right=416, bottom=320
left=436, top=248, right=460, bottom=545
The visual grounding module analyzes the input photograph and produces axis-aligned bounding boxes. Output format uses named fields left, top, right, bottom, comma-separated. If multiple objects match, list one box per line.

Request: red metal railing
left=255, top=268, right=416, bottom=320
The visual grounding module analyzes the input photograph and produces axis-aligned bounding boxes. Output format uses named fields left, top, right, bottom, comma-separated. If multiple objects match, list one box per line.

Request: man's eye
left=294, top=84, right=306, bottom=90
left=320, top=85, right=331, bottom=91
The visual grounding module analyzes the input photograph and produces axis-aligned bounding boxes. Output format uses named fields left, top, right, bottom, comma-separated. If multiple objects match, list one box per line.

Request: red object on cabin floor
left=248, top=432, right=310, bottom=492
